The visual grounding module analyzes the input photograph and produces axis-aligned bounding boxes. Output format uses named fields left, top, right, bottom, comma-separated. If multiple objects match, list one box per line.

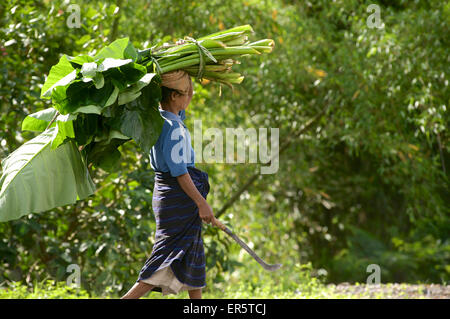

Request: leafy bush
left=0, top=280, right=91, bottom=299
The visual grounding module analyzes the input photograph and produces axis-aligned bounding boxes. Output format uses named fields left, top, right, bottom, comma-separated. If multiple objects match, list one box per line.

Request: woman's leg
left=188, top=288, right=202, bottom=299
left=121, top=282, right=154, bottom=299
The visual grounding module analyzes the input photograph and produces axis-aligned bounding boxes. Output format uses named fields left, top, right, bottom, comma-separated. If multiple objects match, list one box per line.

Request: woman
left=121, top=70, right=217, bottom=299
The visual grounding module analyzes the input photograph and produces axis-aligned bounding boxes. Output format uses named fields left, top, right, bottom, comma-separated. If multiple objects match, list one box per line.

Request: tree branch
left=110, top=0, right=123, bottom=42
left=215, top=105, right=329, bottom=218
left=436, top=131, right=446, bottom=174
left=46, top=111, right=59, bottom=130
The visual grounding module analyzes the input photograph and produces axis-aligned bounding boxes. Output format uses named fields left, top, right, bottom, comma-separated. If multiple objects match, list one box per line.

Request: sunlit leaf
left=0, top=128, right=95, bottom=222
left=41, top=55, right=77, bottom=99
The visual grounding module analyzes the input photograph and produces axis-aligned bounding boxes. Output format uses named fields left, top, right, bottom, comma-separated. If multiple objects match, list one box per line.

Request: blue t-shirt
left=149, top=109, right=195, bottom=177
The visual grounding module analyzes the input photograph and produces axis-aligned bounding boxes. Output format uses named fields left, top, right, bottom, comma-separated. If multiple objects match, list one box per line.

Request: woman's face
left=179, top=77, right=193, bottom=110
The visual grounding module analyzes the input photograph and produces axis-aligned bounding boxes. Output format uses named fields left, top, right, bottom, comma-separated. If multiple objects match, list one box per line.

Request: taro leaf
left=68, top=55, right=96, bottom=68
left=81, top=62, right=98, bottom=77
left=73, top=105, right=102, bottom=115
left=73, top=113, right=101, bottom=146
left=85, top=80, right=116, bottom=107
left=83, top=85, right=119, bottom=117
left=22, top=108, right=58, bottom=132
left=94, top=37, right=138, bottom=61
left=82, top=74, right=104, bottom=89
left=109, top=74, right=164, bottom=153
left=51, top=79, right=91, bottom=114
left=104, top=85, right=119, bottom=108
left=86, top=138, right=128, bottom=172
left=53, top=79, right=116, bottom=115
left=101, top=101, right=122, bottom=118
left=71, top=83, right=118, bottom=115
left=119, top=63, right=147, bottom=84
left=110, top=76, right=128, bottom=92
left=80, top=62, right=104, bottom=89
left=118, top=91, right=141, bottom=106
left=0, top=127, right=96, bottom=222
left=41, top=55, right=77, bottom=99
left=93, top=146, right=121, bottom=172
left=97, top=58, right=133, bottom=72
left=94, top=128, right=130, bottom=144
left=118, top=73, right=156, bottom=105
left=56, top=113, right=77, bottom=122
left=106, top=62, right=147, bottom=90
left=51, top=116, right=76, bottom=149
left=92, top=73, right=105, bottom=89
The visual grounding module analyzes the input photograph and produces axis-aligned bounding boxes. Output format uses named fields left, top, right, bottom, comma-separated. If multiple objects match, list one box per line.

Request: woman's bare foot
left=188, top=288, right=202, bottom=299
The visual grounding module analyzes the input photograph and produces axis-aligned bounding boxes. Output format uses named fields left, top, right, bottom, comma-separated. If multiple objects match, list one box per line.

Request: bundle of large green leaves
left=0, top=25, right=273, bottom=222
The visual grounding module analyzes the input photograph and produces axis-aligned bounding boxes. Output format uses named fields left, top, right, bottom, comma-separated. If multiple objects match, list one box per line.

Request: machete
left=214, top=219, right=282, bottom=272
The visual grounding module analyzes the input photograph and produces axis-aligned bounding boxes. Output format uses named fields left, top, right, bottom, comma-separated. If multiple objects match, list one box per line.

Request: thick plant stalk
left=159, top=57, right=203, bottom=73
left=140, top=24, right=273, bottom=86
left=184, top=65, right=231, bottom=72
left=197, top=25, right=254, bottom=40
left=158, top=47, right=261, bottom=68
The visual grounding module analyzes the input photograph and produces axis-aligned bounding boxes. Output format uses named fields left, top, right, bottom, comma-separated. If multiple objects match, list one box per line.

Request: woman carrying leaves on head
left=121, top=69, right=218, bottom=299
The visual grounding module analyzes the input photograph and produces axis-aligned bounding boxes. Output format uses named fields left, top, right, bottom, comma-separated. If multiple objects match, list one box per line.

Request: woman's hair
left=160, top=86, right=184, bottom=104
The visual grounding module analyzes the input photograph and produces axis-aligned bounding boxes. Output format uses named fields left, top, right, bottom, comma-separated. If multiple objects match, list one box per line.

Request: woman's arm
left=176, top=172, right=216, bottom=225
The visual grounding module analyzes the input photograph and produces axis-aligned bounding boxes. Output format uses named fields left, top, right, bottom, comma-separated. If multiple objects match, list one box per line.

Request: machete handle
left=213, top=218, right=227, bottom=231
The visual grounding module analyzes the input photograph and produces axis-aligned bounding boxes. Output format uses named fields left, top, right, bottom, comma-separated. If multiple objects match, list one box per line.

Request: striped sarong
left=137, top=166, right=210, bottom=292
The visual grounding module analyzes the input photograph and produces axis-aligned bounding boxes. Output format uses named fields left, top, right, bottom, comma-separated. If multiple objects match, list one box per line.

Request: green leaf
left=51, top=119, right=76, bottom=149
left=22, top=108, right=57, bottom=132
left=51, top=79, right=91, bottom=115
left=92, top=72, right=105, bottom=89
left=97, top=58, right=132, bottom=72
left=86, top=80, right=116, bottom=107
left=110, top=75, right=163, bottom=153
left=94, top=37, right=138, bottom=61
left=56, top=113, right=77, bottom=122
left=118, top=73, right=157, bottom=105
left=94, top=128, right=130, bottom=144
left=104, top=85, right=119, bottom=107
left=110, top=76, right=127, bottom=91
left=80, top=62, right=98, bottom=78
left=118, top=62, right=147, bottom=83
left=87, top=141, right=123, bottom=172
left=0, top=128, right=96, bottom=222
left=73, top=114, right=100, bottom=146
left=118, top=91, right=141, bottom=106
left=105, top=62, right=147, bottom=90
left=73, top=105, right=103, bottom=115
left=79, top=62, right=105, bottom=89
left=41, top=55, right=77, bottom=99
left=85, top=130, right=129, bottom=172
left=67, top=55, right=96, bottom=68
left=52, top=80, right=115, bottom=114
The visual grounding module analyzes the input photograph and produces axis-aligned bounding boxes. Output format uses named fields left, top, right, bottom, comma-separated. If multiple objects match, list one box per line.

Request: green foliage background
left=0, top=0, right=448, bottom=297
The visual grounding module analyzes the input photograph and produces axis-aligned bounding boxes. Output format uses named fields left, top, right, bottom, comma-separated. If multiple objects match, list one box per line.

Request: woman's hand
left=176, top=173, right=217, bottom=226
left=198, top=200, right=216, bottom=225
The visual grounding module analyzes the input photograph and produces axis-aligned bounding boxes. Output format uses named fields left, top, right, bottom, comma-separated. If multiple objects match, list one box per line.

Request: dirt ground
left=325, top=283, right=450, bottom=299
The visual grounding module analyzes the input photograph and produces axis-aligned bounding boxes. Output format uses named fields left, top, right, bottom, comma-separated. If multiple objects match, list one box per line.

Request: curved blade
left=221, top=225, right=282, bottom=272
